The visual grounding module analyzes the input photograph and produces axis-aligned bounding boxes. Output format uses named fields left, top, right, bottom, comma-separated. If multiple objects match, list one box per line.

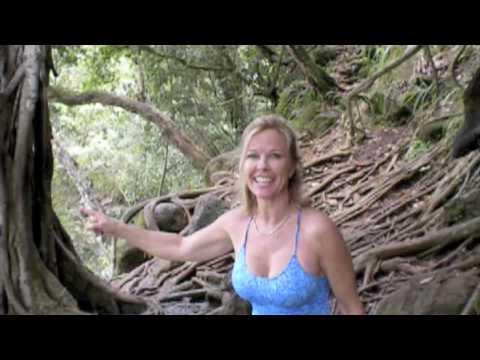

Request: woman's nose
left=258, top=156, right=269, bottom=169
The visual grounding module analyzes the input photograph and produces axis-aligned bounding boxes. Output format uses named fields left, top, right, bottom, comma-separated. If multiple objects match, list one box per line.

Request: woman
left=82, top=114, right=365, bottom=315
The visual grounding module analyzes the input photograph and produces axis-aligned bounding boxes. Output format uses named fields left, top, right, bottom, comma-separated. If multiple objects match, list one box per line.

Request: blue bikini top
left=231, top=209, right=332, bottom=315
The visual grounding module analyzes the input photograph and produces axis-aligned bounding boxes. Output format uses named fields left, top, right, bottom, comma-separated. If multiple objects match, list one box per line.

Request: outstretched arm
left=81, top=208, right=234, bottom=263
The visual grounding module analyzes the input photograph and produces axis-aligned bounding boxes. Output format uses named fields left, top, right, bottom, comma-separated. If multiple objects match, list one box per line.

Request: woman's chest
left=244, top=228, right=323, bottom=278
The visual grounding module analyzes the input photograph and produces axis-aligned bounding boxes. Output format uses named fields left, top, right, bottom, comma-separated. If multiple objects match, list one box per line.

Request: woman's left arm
left=314, top=216, right=365, bottom=315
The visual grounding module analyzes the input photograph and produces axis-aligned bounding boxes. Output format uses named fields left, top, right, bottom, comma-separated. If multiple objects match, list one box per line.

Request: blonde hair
left=236, top=114, right=305, bottom=215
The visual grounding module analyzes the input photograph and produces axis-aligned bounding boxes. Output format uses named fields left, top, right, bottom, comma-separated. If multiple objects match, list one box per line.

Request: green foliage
left=364, top=92, right=412, bottom=127
left=276, top=80, right=318, bottom=118
left=139, top=45, right=246, bottom=153
left=439, top=88, right=465, bottom=143
left=311, top=46, right=338, bottom=66
left=53, top=46, right=88, bottom=67
left=359, top=46, right=408, bottom=79
left=289, top=101, right=338, bottom=136
left=405, top=138, right=432, bottom=160
left=402, top=81, right=437, bottom=114
left=52, top=45, right=137, bottom=94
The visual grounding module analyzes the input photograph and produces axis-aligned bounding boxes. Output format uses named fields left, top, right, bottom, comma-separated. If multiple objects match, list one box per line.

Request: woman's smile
left=244, top=129, right=293, bottom=200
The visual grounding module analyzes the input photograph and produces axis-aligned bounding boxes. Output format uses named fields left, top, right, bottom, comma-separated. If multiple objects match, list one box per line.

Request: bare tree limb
left=461, top=280, right=480, bottom=315
left=354, top=215, right=480, bottom=273
left=0, top=63, right=26, bottom=98
left=48, top=86, right=210, bottom=171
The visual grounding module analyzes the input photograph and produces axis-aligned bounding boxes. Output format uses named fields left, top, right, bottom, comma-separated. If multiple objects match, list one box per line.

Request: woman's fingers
left=86, top=221, right=104, bottom=235
left=81, top=208, right=111, bottom=236
left=80, top=207, right=95, bottom=217
left=82, top=208, right=102, bottom=231
left=81, top=208, right=104, bottom=222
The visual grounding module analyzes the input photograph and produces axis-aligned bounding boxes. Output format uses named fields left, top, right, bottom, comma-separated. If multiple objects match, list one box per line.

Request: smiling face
left=242, top=128, right=294, bottom=201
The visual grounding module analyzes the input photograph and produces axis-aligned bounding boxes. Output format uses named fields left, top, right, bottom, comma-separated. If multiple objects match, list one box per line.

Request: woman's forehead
left=247, top=128, right=288, bottom=149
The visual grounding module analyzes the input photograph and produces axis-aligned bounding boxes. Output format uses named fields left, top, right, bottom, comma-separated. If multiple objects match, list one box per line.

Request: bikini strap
left=243, top=216, right=254, bottom=249
left=293, top=208, right=302, bottom=255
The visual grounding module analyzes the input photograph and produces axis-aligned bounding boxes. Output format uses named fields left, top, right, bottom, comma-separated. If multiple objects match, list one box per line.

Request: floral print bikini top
left=231, top=209, right=332, bottom=315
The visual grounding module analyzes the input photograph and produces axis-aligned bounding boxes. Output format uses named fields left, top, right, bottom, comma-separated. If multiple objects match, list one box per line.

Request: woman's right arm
left=81, top=208, right=234, bottom=263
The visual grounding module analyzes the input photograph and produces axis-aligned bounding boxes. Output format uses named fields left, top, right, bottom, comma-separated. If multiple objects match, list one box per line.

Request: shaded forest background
left=2, top=45, right=480, bottom=314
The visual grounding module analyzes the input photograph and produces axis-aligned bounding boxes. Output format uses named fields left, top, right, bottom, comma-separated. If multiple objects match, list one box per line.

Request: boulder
left=182, top=193, right=229, bottom=236
left=444, top=190, right=480, bottom=225
left=222, top=268, right=252, bottom=315
left=115, top=202, right=189, bottom=275
left=375, top=270, right=479, bottom=315
left=153, top=202, right=189, bottom=232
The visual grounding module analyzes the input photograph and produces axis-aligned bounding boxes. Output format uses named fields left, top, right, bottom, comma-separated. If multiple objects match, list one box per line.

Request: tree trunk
left=0, top=45, right=149, bottom=314
left=48, top=86, right=211, bottom=171
left=286, top=45, right=338, bottom=95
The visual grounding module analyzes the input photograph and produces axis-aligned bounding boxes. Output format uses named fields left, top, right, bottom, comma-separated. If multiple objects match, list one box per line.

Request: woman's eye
left=246, top=153, right=258, bottom=159
left=271, top=153, right=282, bottom=159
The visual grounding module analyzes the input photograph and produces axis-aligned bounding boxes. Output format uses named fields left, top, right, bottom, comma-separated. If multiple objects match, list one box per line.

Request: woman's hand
left=80, top=208, right=119, bottom=237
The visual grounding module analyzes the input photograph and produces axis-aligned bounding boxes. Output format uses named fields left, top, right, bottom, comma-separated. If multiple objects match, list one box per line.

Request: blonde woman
left=82, top=114, right=364, bottom=315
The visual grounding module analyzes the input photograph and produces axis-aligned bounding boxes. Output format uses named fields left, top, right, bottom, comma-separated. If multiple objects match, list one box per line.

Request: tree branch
left=48, top=86, right=210, bottom=171
left=285, top=45, right=339, bottom=95
left=120, top=45, right=234, bottom=72
left=354, top=215, right=480, bottom=273
left=0, top=63, right=26, bottom=98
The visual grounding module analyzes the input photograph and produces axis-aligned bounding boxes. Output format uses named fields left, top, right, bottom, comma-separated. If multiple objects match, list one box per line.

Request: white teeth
left=255, top=176, right=273, bottom=183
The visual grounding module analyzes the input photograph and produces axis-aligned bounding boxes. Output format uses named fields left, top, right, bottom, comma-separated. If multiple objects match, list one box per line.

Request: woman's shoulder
left=218, top=206, right=250, bottom=227
left=300, top=206, right=336, bottom=228
left=218, top=206, right=250, bottom=247
left=299, top=206, right=341, bottom=242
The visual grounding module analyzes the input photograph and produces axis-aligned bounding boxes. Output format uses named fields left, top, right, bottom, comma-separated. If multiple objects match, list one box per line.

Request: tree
left=49, top=86, right=211, bottom=171
left=285, top=45, right=339, bottom=96
left=0, top=45, right=148, bottom=314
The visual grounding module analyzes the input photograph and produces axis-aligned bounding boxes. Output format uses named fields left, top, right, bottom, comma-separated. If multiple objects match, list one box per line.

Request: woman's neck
left=254, top=193, right=294, bottom=226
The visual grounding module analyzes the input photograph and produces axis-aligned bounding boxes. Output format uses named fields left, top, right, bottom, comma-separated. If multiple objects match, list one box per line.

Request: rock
left=182, top=193, right=229, bottom=236
left=417, top=121, right=447, bottom=143
left=452, top=66, right=480, bottom=158
left=220, top=291, right=252, bottom=315
left=115, top=202, right=188, bottom=275
left=221, top=268, right=252, bottom=315
left=375, top=270, right=479, bottom=315
left=369, top=92, right=412, bottom=126
left=204, top=150, right=238, bottom=186
left=444, top=190, right=480, bottom=225
left=116, top=246, right=150, bottom=275
left=153, top=202, right=188, bottom=232
left=115, top=195, right=228, bottom=275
